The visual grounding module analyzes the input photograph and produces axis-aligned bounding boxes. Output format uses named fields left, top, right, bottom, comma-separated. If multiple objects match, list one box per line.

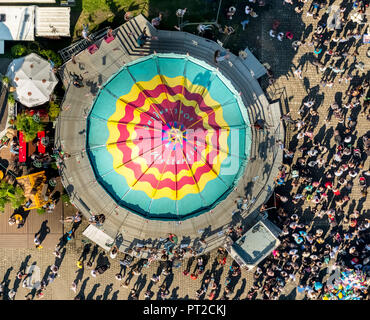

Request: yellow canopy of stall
left=16, top=171, right=49, bottom=211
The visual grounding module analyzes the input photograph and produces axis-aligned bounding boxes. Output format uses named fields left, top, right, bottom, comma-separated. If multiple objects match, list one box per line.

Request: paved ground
left=0, top=0, right=369, bottom=300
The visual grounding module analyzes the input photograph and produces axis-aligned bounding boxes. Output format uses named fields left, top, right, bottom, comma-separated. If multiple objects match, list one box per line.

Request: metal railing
left=58, top=26, right=111, bottom=63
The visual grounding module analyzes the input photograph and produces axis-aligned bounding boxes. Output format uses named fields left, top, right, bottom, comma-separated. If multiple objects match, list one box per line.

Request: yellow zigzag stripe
left=106, top=75, right=229, bottom=200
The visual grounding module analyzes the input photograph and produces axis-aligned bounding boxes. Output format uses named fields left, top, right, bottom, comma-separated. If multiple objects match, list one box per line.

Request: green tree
left=48, top=101, right=61, bottom=121
left=39, top=49, right=62, bottom=67
left=11, top=44, right=28, bottom=58
left=0, top=181, right=26, bottom=212
left=15, top=112, right=45, bottom=142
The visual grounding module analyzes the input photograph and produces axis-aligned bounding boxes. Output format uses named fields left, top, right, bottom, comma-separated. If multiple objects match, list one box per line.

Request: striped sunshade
left=86, top=53, right=251, bottom=220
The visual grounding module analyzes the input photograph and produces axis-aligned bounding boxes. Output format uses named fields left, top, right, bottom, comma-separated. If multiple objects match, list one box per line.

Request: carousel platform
left=55, top=14, right=284, bottom=254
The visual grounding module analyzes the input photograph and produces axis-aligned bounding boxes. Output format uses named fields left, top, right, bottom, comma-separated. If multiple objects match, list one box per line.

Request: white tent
left=6, top=53, right=58, bottom=107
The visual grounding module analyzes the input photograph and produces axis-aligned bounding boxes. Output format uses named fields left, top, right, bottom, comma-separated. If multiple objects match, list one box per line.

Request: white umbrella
left=6, top=53, right=58, bottom=107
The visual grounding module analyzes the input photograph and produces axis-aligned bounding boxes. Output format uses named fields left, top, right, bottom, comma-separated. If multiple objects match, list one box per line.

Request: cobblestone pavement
left=0, top=0, right=369, bottom=300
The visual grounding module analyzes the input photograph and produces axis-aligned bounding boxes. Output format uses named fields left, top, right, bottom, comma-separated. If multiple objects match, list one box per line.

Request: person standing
left=34, top=234, right=43, bottom=250
left=82, top=24, right=91, bottom=41
left=8, top=289, right=16, bottom=300
left=214, top=49, right=230, bottom=63
left=71, top=281, right=77, bottom=293
left=151, top=13, right=163, bottom=28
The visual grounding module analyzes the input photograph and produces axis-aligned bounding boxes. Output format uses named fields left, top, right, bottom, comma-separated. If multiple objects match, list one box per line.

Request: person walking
left=151, top=13, right=163, bottom=28
left=71, top=281, right=77, bottom=293
left=34, top=234, right=43, bottom=249
left=8, top=289, right=16, bottom=300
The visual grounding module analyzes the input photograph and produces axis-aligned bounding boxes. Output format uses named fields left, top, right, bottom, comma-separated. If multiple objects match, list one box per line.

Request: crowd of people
left=252, top=0, right=370, bottom=300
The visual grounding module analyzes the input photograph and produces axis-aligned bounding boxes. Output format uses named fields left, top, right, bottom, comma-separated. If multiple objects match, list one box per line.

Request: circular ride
left=86, top=54, right=251, bottom=221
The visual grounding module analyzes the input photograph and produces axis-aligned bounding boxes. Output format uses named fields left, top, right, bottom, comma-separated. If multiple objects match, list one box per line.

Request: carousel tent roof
left=86, top=53, right=251, bottom=220
left=6, top=53, right=58, bottom=107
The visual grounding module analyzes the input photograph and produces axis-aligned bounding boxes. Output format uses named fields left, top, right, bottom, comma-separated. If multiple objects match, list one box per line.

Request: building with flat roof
left=35, top=6, right=70, bottom=37
left=0, top=5, right=70, bottom=54
left=0, top=6, right=35, bottom=42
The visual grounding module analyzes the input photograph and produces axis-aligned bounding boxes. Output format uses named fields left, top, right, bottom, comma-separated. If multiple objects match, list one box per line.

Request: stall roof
left=16, top=170, right=48, bottom=211
left=225, top=220, right=281, bottom=269
left=35, top=6, right=70, bottom=37
left=0, top=6, right=35, bottom=41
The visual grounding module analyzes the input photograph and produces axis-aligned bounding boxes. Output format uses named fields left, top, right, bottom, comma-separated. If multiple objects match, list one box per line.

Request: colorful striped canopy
left=86, top=54, right=251, bottom=220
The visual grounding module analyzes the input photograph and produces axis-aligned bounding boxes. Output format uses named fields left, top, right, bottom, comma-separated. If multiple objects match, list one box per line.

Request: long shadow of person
left=86, top=283, right=100, bottom=300
left=96, top=251, right=110, bottom=268
left=102, top=283, right=113, bottom=300
left=34, top=220, right=50, bottom=245
left=212, top=266, right=225, bottom=289
left=279, top=287, right=297, bottom=300
left=146, top=280, right=154, bottom=293
left=40, top=265, right=51, bottom=289
left=56, top=232, right=70, bottom=251
left=185, top=256, right=195, bottom=274
left=111, top=290, right=119, bottom=300
left=78, top=243, right=91, bottom=263
left=135, top=274, right=147, bottom=296
left=74, top=267, right=85, bottom=287
left=13, top=255, right=31, bottom=292
left=233, top=278, right=246, bottom=300
left=76, top=277, right=90, bottom=300
left=124, top=271, right=135, bottom=285
left=25, top=287, right=37, bottom=300
left=1, top=266, right=13, bottom=300
left=118, top=264, right=127, bottom=278
left=54, top=247, right=67, bottom=269
left=162, top=273, right=174, bottom=293
left=19, top=255, right=31, bottom=274
left=87, top=244, right=99, bottom=267
left=169, top=286, right=179, bottom=300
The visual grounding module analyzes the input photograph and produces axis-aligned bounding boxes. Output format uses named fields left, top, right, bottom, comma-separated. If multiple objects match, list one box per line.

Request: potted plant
left=15, top=112, right=45, bottom=142
left=1, top=75, right=10, bottom=87
left=37, top=207, right=46, bottom=215
left=0, top=181, right=26, bottom=212
left=61, top=192, right=70, bottom=206
left=7, top=93, right=15, bottom=107
left=48, top=101, right=61, bottom=121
